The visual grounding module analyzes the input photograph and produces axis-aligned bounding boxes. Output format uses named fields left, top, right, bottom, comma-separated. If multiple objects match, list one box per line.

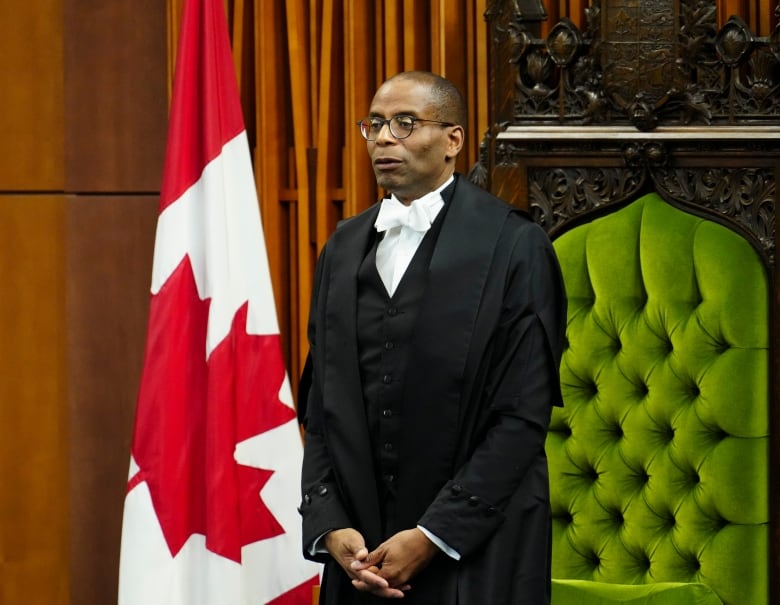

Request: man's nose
left=374, top=121, right=395, bottom=144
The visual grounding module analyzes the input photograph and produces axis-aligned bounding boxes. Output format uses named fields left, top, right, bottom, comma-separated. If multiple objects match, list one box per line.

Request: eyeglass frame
left=356, top=114, right=456, bottom=141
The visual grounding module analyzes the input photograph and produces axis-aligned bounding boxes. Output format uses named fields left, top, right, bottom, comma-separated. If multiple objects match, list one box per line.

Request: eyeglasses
left=356, top=115, right=455, bottom=141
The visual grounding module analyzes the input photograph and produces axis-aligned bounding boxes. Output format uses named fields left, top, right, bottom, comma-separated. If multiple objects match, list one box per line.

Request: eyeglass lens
left=359, top=116, right=416, bottom=140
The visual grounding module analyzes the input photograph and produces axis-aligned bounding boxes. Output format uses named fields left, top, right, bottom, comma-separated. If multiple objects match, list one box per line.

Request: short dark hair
left=388, top=71, right=467, bottom=127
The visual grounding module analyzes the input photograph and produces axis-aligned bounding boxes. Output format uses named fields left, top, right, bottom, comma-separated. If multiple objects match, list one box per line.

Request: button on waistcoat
left=356, top=205, right=447, bottom=535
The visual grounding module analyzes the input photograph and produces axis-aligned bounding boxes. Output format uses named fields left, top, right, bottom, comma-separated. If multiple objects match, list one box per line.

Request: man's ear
left=445, top=125, right=465, bottom=159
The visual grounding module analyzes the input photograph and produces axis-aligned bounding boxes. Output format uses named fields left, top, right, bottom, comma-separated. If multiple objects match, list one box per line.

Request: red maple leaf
left=130, top=255, right=296, bottom=562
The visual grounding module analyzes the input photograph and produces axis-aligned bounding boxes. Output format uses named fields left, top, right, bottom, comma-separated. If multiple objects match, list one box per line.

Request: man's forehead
left=370, top=79, right=434, bottom=114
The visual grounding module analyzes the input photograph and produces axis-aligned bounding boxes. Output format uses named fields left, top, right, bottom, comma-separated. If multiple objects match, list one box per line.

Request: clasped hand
left=324, top=527, right=438, bottom=599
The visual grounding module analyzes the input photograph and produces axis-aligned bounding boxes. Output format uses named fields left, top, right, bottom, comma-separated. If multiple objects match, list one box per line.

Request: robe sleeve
left=299, top=243, right=353, bottom=563
left=418, top=219, right=567, bottom=558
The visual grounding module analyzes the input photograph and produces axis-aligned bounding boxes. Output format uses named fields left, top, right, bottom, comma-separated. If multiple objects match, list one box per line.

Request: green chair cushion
left=548, top=193, right=770, bottom=605
left=552, top=579, right=723, bottom=605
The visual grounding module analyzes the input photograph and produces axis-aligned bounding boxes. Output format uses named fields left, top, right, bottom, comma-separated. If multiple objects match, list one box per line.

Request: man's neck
left=392, top=174, right=455, bottom=206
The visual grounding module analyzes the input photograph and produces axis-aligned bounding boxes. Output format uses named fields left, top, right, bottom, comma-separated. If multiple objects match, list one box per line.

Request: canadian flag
left=117, top=0, right=320, bottom=603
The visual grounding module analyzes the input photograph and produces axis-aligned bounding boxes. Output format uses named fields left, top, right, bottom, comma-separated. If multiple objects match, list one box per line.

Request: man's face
left=367, top=78, right=463, bottom=204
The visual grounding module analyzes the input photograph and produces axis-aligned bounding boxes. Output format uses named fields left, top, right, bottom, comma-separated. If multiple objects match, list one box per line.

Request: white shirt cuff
left=309, top=531, right=330, bottom=556
left=417, top=525, right=461, bottom=560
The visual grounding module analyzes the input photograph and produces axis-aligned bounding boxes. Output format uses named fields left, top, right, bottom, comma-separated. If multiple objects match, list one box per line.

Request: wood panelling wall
left=0, top=2, right=167, bottom=605
left=0, top=4, right=64, bottom=189
left=0, top=2, right=68, bottom=604
left=63, top=3, right=167, bottom=605
left=0, top=195, right=69, bottom=605
left=717, top=0, right=777, bottom=33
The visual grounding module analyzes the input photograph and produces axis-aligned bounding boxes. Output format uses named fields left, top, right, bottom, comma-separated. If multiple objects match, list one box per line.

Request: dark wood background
left=0, top=1, right=166, bottom=603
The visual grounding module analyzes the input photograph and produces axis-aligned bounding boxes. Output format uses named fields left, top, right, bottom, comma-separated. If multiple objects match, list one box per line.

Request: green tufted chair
left=547, top=193, right=770, bottom=605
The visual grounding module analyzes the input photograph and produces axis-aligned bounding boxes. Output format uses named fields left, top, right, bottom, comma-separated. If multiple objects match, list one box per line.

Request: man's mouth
left=374, top=157, right=402, bottom=170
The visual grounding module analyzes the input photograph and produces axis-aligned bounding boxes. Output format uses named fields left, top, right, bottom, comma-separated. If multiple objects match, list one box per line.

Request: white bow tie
left=374, top=197, right=435, bottom=233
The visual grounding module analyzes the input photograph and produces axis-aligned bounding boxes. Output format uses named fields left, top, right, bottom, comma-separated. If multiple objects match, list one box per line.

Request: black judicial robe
left=300, top=175, right=566, bottom=605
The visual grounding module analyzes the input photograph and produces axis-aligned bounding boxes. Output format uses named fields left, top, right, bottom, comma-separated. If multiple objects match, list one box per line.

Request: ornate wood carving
left=519, top=140, right=776, bottom=268
left=485, top=0, right=780, bottom=129
left=527, top=165, right=645, bottom=229
left=474, top=0, right=780, bottom=272
left=653, top=167, right=776, bottom=262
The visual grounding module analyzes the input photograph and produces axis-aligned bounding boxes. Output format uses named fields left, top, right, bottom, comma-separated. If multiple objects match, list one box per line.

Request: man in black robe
left=299, top=71, right=566, bottom=604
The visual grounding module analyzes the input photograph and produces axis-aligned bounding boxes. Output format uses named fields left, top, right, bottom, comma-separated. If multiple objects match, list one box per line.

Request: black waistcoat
left=355, top=195, right=450, bottom=539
